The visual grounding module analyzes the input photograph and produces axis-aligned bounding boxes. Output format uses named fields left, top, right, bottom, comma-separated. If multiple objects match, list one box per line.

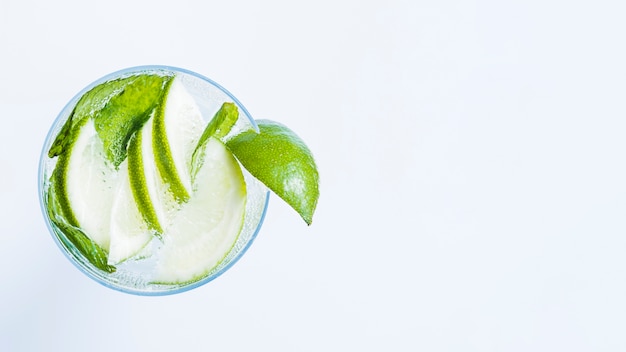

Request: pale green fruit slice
left=127, top=112, right=173, bottom=234
left=108, top=158, right=153, bottom=265
left=153, top=77, right=204, bottom=203
left=153, top=137, right=246, bottom=284
left=60, top=118, right=116, bottom=249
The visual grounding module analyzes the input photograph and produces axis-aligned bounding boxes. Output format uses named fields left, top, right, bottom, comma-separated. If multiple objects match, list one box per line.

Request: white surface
left=2, top=0, right=626, bottom=350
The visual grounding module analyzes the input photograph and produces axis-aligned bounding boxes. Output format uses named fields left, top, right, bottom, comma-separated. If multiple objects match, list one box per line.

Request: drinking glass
left=38, top=66, right=269, bottom=295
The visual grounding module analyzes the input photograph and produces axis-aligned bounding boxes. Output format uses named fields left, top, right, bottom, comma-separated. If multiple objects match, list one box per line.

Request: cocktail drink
left=39, top=66, right=319, bottom=295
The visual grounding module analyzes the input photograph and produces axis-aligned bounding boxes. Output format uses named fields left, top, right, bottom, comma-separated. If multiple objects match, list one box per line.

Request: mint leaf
left=191, top=102, right=239, bottom=178
left=48, top=75, right=136, bottom=158
left=94, top=74, right=173, bottom=168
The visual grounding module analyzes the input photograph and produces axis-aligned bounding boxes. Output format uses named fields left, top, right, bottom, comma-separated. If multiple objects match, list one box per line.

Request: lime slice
left=108, top=158, right=153, bottom=265
left=53, top=118, right=116, bottom=250
left=127, top=112, right=171, bottom=234
left=226, top=120, right=319, bottom=225
left=153, top=77, right=204, bottom=203
left=153, top=137, right=246, bottom=284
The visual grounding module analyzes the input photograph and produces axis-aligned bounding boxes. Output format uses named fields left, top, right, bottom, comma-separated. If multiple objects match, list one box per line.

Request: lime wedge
left=226, top=120, right=319, bottom=225
left=153, top=137, right=246, bottom=284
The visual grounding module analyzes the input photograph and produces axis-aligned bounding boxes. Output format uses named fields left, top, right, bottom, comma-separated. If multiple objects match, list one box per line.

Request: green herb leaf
left=94, top=74, right=173, bottom=168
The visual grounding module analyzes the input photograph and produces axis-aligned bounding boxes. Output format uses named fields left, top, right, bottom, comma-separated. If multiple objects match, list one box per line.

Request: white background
left=2, top=0, right=626, bottom=351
